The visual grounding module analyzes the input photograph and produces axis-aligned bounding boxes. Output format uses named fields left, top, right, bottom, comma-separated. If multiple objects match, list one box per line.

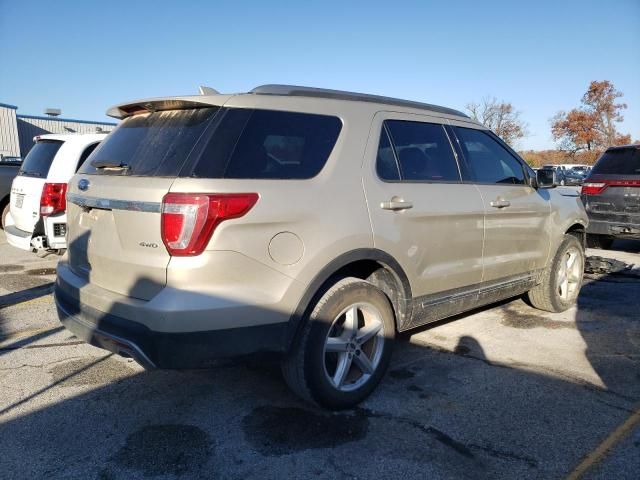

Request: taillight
left=161, top=193, right=258, bottom=256
left=40, top=183, right=67, bottom=216
left=582, top=179, right=640, bottom=195
left=581, top=182, right=608, bottom=196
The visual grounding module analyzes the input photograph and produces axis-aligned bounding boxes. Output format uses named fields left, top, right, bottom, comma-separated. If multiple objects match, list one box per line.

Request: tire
left=281, top=277, right=395, bottom=409
left=586, top=234, right=614, bottom=250
left=1, top=202, right=9, bottom=230
left=527, top=235, right=585, bottom=313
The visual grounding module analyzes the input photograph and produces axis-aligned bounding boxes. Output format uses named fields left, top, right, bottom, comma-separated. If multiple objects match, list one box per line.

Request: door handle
left=381, top=197, right=413, bottom=211
left=490, top=199, right=511, bottom=209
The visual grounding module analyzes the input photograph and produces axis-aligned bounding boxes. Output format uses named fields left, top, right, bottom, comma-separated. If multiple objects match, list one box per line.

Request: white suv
left=5, top=133, right=106, bottom=254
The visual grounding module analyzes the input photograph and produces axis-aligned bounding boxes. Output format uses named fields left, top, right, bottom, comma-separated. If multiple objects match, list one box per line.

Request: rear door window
left=379, top=120, right=460, bottom=182
left=454, top=127, right=526, bottom=185
left=80, top=107, right=219, bottom=176
left=192, top=109, right=342, bottom=179
left=18, top=140, right=63, bottom=178
left=592, top=148, right=640, bottom=175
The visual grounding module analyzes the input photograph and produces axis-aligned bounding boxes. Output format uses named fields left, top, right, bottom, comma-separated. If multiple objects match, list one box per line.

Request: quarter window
left=376, top=127, right=400, bottom=181
left=377, top=120, right=460, bottom=182
left=454, top=127, right=526, bottom=185
left=193, top=109, right=342, bottom=179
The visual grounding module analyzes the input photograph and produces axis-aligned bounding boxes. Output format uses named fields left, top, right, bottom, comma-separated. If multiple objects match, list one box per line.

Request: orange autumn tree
left=552, top=80, right=631, bottom=157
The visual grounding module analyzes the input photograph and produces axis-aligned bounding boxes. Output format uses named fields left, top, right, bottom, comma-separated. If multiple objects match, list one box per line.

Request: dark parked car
left=542, top=165, right=569, bottom=185
left=581, top=145, right=640, bottom=248
left=563, top=169, right=585, bottom=186
left=0, top=154, right=22, bottom=229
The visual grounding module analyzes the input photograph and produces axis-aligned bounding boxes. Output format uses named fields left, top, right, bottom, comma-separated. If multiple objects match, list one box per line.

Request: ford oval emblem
left=78, top=179, right=90, bottom=191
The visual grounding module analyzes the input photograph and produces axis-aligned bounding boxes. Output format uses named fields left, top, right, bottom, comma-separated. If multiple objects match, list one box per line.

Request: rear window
left=18, top=140, right=63, bottom=178
left=80, top=108, right=219, bottom=176
left=192, top=109, right=342, bottom=179
left=591, top=147, right=640, bottom=176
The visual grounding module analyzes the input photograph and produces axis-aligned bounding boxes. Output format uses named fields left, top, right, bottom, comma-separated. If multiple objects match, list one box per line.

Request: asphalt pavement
left=0, top=232, right=639, bottom=480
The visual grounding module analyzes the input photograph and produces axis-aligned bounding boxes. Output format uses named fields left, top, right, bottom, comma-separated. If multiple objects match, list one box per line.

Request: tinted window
left=80, top=108, right=219, bottom=176
left=19, top=140, right=63, bottom=178
left=193, top=109, right=342, bottom=179
left=455, top=127, right=525, bottom=184
left=591, top=148, right=640, bottom=175
left=384, top=120, right=460, bottom=182
left=76, top=142, right=99, bottom=172
left=376, top=127, right=400, bottom=180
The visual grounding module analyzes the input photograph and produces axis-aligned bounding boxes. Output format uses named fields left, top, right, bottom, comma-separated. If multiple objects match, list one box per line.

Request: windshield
left=18, top=140, right=63, bottom=177
left=80, top=107, right=219, bottom=176
left=592, top=147, right=640, bottom=176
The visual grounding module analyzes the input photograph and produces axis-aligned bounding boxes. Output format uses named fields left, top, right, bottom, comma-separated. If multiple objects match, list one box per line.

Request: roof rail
left=250, top=84, right=468, bottom=118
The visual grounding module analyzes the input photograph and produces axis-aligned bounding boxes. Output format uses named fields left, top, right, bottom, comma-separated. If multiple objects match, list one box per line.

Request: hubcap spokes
left=324, top=303, right=384, bottom=392
left=558, top=248, right=582, bottom=301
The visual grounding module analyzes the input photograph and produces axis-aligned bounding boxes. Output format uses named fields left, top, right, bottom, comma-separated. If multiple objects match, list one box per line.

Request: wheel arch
left=285, top=249, right=412, bottom=353
left=565, top=221, right=587, bottom=248
left=0, top=194, right=10, bottom=229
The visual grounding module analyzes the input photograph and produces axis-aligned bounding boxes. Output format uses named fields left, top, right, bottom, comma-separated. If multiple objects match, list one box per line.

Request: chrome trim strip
left=67, top=193, right=161, bottom=213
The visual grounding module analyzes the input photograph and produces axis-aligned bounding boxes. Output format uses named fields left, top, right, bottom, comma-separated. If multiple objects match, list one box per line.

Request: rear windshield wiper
left=91, top=159, right=131, bottom=171
left=19, top=170, right=41, bottom=177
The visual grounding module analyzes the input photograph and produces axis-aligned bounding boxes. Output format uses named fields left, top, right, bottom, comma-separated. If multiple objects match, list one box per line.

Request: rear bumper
left=43, top=214, right=67, bottom=249
left=4, top=223, right=32, bottom=251
left=55, top=287, right=288, bottom=368
left=54, top=262, right=291, bottom=368
left=587, top=218, right=640, bottom=239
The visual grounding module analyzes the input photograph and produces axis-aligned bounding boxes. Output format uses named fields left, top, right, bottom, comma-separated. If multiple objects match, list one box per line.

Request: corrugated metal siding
left=0, top=105, right=21, bottom=156
left=16, top=116, right=116, bottom=157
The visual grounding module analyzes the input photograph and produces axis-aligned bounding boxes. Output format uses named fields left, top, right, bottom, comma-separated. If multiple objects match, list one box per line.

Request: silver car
left=55, top=85, right=588, bottom=408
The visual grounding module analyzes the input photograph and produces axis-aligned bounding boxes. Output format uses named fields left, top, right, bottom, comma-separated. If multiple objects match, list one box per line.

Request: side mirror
left=536, top=168, right=557, bottom=189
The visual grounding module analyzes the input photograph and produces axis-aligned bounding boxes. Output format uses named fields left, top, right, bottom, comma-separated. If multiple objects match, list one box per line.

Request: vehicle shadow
left=0, top=237, right=639, bottom=479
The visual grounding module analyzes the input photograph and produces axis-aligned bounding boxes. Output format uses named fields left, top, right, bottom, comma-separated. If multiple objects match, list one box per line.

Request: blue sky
left=1, top=0, right=638, bottom=150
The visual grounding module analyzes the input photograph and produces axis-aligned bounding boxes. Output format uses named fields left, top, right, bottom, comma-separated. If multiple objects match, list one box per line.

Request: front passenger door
left=451, top=126, right=551, bottom=283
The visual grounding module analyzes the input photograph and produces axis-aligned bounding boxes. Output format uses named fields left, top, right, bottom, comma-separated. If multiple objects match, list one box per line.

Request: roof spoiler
left=106, top=98, right=217, bottom=119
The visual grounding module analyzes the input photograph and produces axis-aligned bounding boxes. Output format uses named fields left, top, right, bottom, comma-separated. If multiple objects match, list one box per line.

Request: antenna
left=199, top=86, right=220, bottom=95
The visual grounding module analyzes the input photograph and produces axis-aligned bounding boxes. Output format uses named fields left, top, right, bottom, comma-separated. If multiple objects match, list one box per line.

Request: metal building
left=0, top=102, right=116, bottom=158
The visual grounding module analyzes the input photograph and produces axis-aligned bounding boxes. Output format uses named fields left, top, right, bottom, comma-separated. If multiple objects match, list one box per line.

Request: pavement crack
left=0, top=340, right=85, bottom=351
left=360, top=408, right=474, bottom=459
left=361, top=408, right=539, bottom=467
left=468, top=443, right=538, bottom=468
left=0, top=356, right=84, bottom=370
left=593, top=398, right=637, bottom=414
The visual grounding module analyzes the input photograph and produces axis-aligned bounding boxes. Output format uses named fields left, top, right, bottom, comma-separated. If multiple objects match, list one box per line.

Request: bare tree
left=466, top=97, right=528, bottom=146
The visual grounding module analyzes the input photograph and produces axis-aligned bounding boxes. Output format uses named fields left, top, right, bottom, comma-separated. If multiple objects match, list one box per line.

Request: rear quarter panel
left=167, top=99, right=378, bottom=318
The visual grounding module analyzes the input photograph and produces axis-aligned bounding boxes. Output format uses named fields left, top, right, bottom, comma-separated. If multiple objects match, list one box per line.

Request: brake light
left=40, top=183, right=67, bottom=216
left=582, top=179, right=640, bottom=195
left=581, top=182, right=608, bottom=195
left=161, top=193, right=258, bottom=256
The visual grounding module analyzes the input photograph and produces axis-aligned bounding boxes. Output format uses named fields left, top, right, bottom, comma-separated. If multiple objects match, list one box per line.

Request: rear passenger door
left=362, top=113, right=485, bottom=328
left=449, top=125, right=551, bottom=283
